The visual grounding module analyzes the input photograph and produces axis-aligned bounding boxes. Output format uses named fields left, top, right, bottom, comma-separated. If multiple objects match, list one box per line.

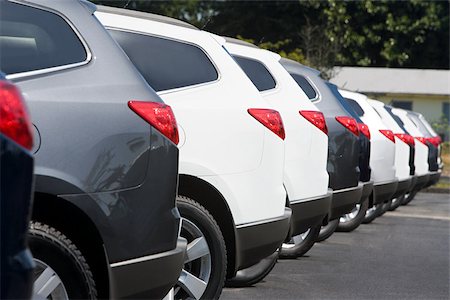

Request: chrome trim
left=5, top=0, right=92, bottom=81
left=104, top=26, right=222, bottom=95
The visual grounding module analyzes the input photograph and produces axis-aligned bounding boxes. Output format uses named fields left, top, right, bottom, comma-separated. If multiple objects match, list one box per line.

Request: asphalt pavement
left=222, top=192, right=450, bottom=299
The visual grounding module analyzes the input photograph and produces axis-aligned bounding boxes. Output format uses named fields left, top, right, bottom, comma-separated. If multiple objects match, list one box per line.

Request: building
left=330, top=67, right=450, bottom=126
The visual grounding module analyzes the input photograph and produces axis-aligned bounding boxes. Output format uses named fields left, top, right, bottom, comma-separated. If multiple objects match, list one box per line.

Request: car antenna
left=123, top=0, right=132, bottom=9
left=201, top=16, right=212, bottom=30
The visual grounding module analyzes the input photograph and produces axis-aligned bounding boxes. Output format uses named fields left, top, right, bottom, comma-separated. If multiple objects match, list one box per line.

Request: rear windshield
left=108, top=29, right=218, bottom=92
left=0, top=1, right=87, bottom=75
left=232, top=55, right=276, bottom=92
left=290, top=73, right=318, bottom=100
left=344, top=98, right=365, bottom=117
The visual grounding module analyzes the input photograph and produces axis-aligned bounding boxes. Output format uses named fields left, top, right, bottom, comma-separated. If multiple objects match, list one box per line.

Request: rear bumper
left=412, top=173, right=430, bottom=192
left=392, top=177, right=413, bottom=199
left=289, top=190, right=333, bottom=236
left=360, top=180, right=374, bottom=203
left=373, top=180, right=398, bottom=205
left=330, top=182, right=364, bottom=220
left=424, top=171, right=441, bottom=188
left=234, top=208, right=291, bottom=271
left=110, top=237, right=186, bottom=299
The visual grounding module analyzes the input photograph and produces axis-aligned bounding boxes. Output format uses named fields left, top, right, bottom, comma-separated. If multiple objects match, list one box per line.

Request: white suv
left=339, top=90, right=398, bottom=222
left=97, top=8, right=291, bottom=299
left=224, top=39, right=331, bottom=260
left=369, top=100, right=414, bottom=210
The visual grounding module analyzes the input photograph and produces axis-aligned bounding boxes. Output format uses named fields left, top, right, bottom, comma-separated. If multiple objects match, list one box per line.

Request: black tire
left=29, top=221, right=97, bottom=300
left=362, top=203, right=383, bottom=224
left=316, top=219, right=339, bottom=242
left=378, top=200, right=391, bottom=217
left=388, top=195, right=404, bottom=211
left=279, top=225, right=321, bottom=258
left=176, top=196, right=226, bottom=300
left=225, top=250, right=278, bottom=287
left=402, top=190, right=417, bottom=205
left=337, top=198, right=369, bottom=232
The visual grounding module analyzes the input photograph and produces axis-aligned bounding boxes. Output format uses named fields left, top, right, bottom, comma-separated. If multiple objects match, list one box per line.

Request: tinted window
left=109, top=30, right=218, bottom=92
left=392, top=100, right=412, bottom=110
left=232, top=56, right=276, bottom=92
left=345, top=98, right=365, bottom=117
left=443, top=102, right=450, bottom=121
left=384, top=105, right=409, bottom=134
left=290, top=73, right=317, bottom=100
left=0, top=1, right=87, bottom=75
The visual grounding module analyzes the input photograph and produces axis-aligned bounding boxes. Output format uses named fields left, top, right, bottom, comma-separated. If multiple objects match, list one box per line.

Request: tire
left=337, top=197, right=369, bottom=232
left=29, top=221, right=97, bottom=300
left=362, top=203, right=383, bottom=224
left=175, top=196, right=226, bottom=300
left=378, top=200, right=391, bottom=217
left=316, top=219, right=339, bottom=242
left=225, top=250, right=278, bottom=287
left=388, top=195, right=404, bottom=211
left=402, top=190, right=417, bottom=205
left=279, top=225, right=321, bottom=258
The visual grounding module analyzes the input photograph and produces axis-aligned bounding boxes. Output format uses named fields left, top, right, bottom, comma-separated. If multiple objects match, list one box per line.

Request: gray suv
left=0, top=0, right=185, bottom=298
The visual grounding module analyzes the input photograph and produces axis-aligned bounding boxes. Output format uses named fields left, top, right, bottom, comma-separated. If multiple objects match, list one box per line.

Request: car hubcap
left=340, top=204, right=361, bottom=223
left=282, top=228, right=311, bottom=249
left=32, top=259, right=68, bottom=300
left=175, top=218, right=211, bottom=300
left=365, top=205, right=377, bottom=218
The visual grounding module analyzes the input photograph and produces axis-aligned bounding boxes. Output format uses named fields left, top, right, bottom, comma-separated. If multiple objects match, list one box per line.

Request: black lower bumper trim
left=360, top=180, right=374, bottom=203
left=110, top=238, right=186, bottom=299
left=289, top=190, right=332, bottom=236
left=373, top=180, right=398, bottom=205
left=412, top=174, right=430, bottom=192
left=235, top=208, right=291, bottom=271
left=392, top=177, right=412, bottom=199
left=330, top=182, right=364, bottom=220
left=423, top=171, right=441, bottom=188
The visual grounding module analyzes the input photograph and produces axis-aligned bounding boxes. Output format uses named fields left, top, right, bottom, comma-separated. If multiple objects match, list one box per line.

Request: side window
left=391, top=100, right=413, bottom=110
left=289, top=73, right=317, bottom=100
left=109, top=30, right=218, bottom=92
left=232, top=56, right=276, bottom=92
left=344, top=98, right=365, bottom=117
left=0, top=1, right=87, bottom=75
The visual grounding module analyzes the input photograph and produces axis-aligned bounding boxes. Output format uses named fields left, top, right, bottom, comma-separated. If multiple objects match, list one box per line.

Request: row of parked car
left=0, top=0, right=443, bottom=299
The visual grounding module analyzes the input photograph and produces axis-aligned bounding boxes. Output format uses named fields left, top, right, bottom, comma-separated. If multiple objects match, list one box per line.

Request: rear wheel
left=362, top=204, right=382, bottom=224
left=378, top=200, right=391, bottom=216
left=280, top=225, right=321, bottom=258
left=402, top=190, right=417, bottom=205
left=225, top=251, right=278, bottom=287
left=316, top=219, right=339, bottom=242
left=175, top=196, right=226, bottom=300
left=389, top=195, right=404, bottom=211
left=337, top=198, right=369, bottom=232
left=29, top=222, right=97, bottom=300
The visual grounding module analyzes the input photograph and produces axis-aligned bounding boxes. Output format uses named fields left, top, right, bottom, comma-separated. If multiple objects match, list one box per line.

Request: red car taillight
left=379, top=129, right=395, bottom=143
left=128, top=101, right=179, bottom=145
left=0, top=81, right=33, bottom=150
left=395, top=133, right=415, bottom=146
left=335, top=116, right=359, bottom=136
left=248, top=108, right=285, bottom=140
left=427, top=136, right=441, bottom=147
left=415, top=136, right=428, bottom=145
left=357, top=123, right=371, bottom=139
left=300, top=110, right=328, bottom=135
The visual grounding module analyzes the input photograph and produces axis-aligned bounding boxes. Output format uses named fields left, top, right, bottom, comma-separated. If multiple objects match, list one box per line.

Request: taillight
left=427, top=136, right=441, bottom=147
left=415, top=136, right=428, bottom=145
left=357, top=123, right=370, bottom=139
left=379, top=129, right=395, bottom=143
left=0, top=81, right=33, bottom=150
left=128, top=101, right=179, bottom=145
left=299, top=110, right=328, bottom=135
left=335, top=116, right=359, bottom=136
left=395, top=133, right=414, bottom=146
left=248, top=108, right=285, bottom=140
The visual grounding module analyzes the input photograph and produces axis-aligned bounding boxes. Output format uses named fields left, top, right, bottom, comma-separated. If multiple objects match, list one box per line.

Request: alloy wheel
left=33, top=259, right=69, bottom=300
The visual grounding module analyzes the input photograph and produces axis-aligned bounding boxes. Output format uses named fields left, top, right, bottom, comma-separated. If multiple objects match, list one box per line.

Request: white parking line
left=386, top=212, right=450, bottom=221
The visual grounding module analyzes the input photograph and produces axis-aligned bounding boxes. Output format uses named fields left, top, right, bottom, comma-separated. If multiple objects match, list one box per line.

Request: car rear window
left=108, top=29, right=218, bottom=92
left=232, top=56, right=276, bottom=92
left=344, top=98, right=365, bottom=117
left=0, top=1, right=87, bottom=75
left=289, top=73, right=318, bottom=100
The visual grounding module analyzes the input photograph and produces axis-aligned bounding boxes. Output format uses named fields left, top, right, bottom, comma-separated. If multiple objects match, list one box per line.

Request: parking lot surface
left=223, top=192, right=450, bottom=299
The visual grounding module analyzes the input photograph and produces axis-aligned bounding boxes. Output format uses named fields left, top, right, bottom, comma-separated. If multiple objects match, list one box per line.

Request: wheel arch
left=177, top=174, right=237, bottom=278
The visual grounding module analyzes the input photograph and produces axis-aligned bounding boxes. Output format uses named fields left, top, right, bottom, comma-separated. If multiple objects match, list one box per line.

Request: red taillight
left=0, top=81, right=33, bottom=150
left=379, top=129, right=395, bottom=143
left=415, top=136, right=428, bottom=145
left=427, top=136, right=441, bottom=147
left=128, top=101, right=179, bottom=145
left=395, top=133, right=415, bottom=146
left=335, top=116, right=359, bottom=136
left=357, top=123, right=371, bottom=139
left=299, top=110, right=328, bottom=135
left=248, top=108, right=285, bottom=140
